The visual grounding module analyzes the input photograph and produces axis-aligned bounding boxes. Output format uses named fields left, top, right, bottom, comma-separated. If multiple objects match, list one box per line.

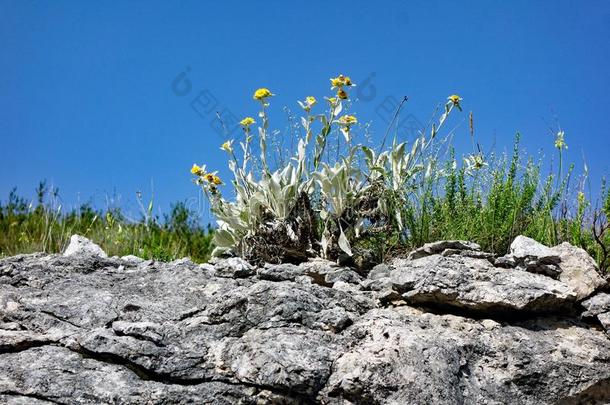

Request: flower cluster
left=337, top=114, right=357, bottom=126
left=192, top=73, right=464, bottom=261
left=330, top=74, right=354, bottom=100
left=191, top=164, right=222, bottom=194
left=336, top=114, right=358, bottom=141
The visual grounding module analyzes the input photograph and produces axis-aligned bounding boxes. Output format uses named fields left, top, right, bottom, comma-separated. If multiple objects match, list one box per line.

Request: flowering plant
left=192, top=75, right=462, bottom=265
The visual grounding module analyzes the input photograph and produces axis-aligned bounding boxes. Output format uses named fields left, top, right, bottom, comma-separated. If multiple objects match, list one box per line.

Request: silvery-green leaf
left=333, top=102, right=342, bottom=116
left=214, top=228, right=235, bottom=248
left=320, top=232, right=329, bottom=256
left=298, top=138, right=306, bottom=161
left=338, top=228, right=352, bottom=256
left=212, top=246, right=231, bottom=257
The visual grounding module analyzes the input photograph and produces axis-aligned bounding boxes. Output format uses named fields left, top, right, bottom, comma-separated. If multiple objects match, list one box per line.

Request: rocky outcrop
left=494, top=235, right=562, bottom=278
left=582, top=292, right=610, bottom=334
left=373, top=254, right=578, bottom=314
left=1, top=236, right=609, bottom=404
left=551, top=242, right=608, bottom=300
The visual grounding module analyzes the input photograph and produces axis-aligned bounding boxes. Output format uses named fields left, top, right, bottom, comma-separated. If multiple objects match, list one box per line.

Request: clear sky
left=1, top=1, right=609, bottom=222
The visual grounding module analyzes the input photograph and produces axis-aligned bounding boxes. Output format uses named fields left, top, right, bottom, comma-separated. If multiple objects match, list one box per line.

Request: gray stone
left=408, top=240, right=481, bottom=260
left=510, top=235, right=560, bottom=264
left=169, top=257, right=195, bottom=267
left=257, top=263, right=306, bottom=281
left=213, top=257, right=255, bottom=278
left=367, top=263, right=391, bottom=280
left=582, top=292, right=610, bottom=317
left=459, top=250, right=496, bottom=261
left=495, top=254, right=517, bottom=268
left=1, top=249, right=610, bottom=404
left=582, top=292, right=610, bottom=334
left=389, top=255, right=577, bottom=313
left=500, top=236, right=569, bottom=280
left=321, top=307, right=610, bottom=404
left=121, top=254, right=144, bottom=264
left=63, top=234, right=107, bottom=258
left=360, top=276, right=394, bottom=292
left=298, top=257, right=341, bottom=273
left=551, top=242, right=607, bottom=300
left=258, top=261, right=362, bottom=287
left=523, top=256, right=562, bottom=278
left=323, top=268, right=362, bottom=285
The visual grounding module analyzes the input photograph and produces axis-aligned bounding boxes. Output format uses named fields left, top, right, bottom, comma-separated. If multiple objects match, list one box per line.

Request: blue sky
left=1, top=1, right=609, bottom=222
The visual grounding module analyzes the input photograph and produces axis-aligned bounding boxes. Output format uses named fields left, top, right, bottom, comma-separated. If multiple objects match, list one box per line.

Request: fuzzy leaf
left=338, top=228, right=353, bottom=256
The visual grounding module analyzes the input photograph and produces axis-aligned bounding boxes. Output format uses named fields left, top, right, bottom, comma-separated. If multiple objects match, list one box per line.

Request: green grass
left=0, top=182, right=214, bottom=263
left=3, top=134, right=610, bottom=273
left=397, top=134, right=610, bottom=272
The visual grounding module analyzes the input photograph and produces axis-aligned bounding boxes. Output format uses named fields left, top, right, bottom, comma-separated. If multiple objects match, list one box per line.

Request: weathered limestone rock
left=1, top=237, right=610, bottom=404
left=407, top=240, right=481, bottom=260
left=384, top=255, right=577, bottom=314
left=63, top=234, right=107, bottom=258
left=493, top=237, right=560, bottom=278
left=496, top=237, right=607, bottom=299
left=257, top=263, right=308, bottom=282
left=213, top=257, right=255, bottom=278
left=121, top=254, right=144, bottom=264
left=510, top=235, right=559, bottom=262
left=322, top=307, right=610, bottom=404
left=501, top=235, right=563, bottom=278
left=551, top=242, right=607, bottom=300
left=582, top=292, right=610, bottom=334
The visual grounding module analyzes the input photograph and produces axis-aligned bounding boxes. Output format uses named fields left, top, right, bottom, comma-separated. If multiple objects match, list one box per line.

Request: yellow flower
left=330, top=74, right=355, bottom=89
left=448, top=94, right=462, bottom=105
left=554, top=131, right=567, bottom=150
left=337, top=89, right=348, bottom=100
left=240, top=117, right=256, bottom=127
left=299, top=96, right=317, bottom=112
left=338, top=115, right=358, bottom=126
left=205, top=173, right=215, bottom=183
left=212, top=175, right=222, bottom=185
left=326, top=97, right=337, bottom=105
left=330, top=76, right=343, bottom=88
left=253, top=88, right=274, bottom=100
left=220, top=140, right=233, bottom=153
left=191, top=164, right=203, bottom=176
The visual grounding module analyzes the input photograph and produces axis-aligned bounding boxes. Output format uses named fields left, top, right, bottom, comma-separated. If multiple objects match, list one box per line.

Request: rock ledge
left=0, top=235, right=609, bottom=404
